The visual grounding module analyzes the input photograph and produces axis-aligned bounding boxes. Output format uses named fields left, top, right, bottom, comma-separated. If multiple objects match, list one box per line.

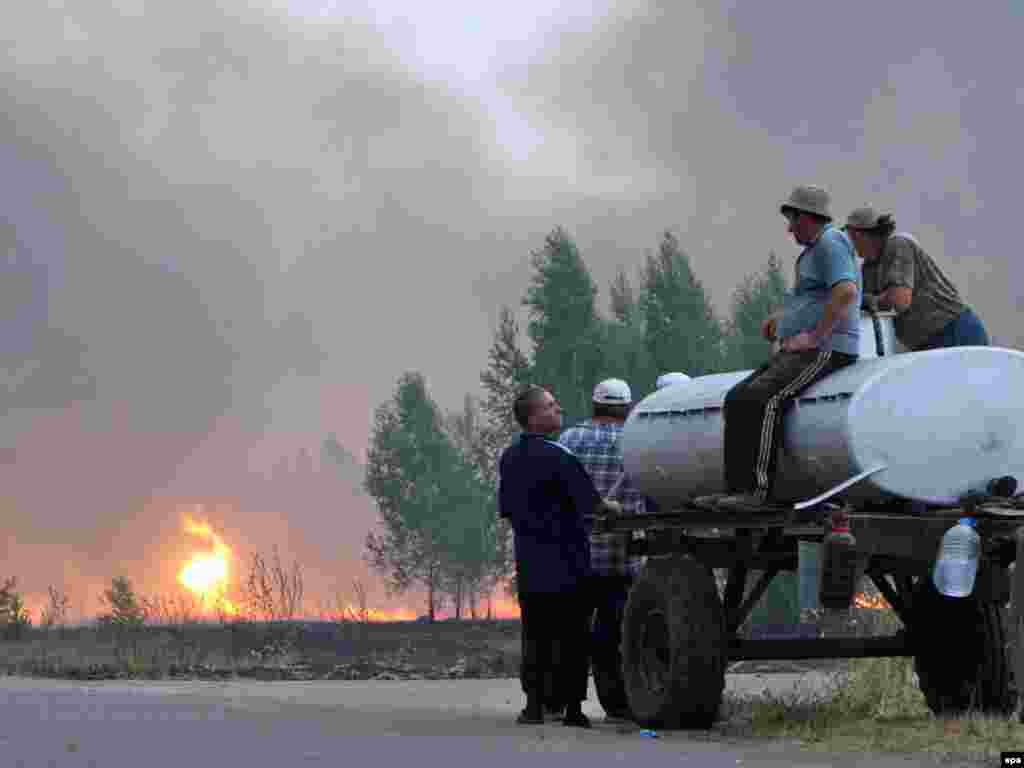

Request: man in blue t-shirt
left=701, top=185, right=862, bottom=513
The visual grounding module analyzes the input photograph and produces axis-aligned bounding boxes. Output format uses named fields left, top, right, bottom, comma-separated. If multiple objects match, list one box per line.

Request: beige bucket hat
left=845, top=205, right=882, bottom=230
left=780, top=185, right=832, bottom=220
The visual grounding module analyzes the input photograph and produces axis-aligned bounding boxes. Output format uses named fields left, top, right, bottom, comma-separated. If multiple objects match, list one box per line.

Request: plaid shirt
left=558, top=420, right=645, bottom=578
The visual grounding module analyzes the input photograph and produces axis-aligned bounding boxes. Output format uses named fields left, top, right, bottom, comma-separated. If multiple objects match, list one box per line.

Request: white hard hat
left=593, top=378, right=632, bottom=405
left=656, top=372, right=691, bottom=389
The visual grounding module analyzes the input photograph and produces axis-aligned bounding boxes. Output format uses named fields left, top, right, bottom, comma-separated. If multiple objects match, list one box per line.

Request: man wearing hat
left=700, top=186, right=862, bottom=513
left=845, top=206, right=989, bottom=350
left=557, top=378, right=644, bottom=719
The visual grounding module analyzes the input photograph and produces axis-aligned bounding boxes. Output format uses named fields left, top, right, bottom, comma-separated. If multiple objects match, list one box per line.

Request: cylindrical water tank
left=622, top=346, right=1024, bottom=509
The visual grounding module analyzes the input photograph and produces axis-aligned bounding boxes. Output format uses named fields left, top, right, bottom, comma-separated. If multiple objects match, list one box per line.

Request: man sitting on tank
left=845, top=206, right=990, bottom=350
left=698, top=185, right=862, bottom=514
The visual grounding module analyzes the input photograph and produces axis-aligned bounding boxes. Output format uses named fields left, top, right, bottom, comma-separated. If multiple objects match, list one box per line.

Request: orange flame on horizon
left=853, top=592, right=889, bottom=610
left=177, top=509, right=239, bottom=616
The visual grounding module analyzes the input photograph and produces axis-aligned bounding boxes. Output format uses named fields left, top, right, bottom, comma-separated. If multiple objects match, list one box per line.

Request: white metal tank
left=622, top=313, right=1024, bottom=508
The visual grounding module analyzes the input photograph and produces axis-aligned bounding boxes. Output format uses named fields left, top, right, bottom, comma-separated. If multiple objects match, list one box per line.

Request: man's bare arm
left=813, top=280, right=859, bottom=340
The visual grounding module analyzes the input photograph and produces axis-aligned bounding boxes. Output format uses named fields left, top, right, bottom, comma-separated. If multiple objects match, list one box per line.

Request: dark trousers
left=918, top=307, right=990, bottom=350
left=590, top=574, right=631, bottom=681
left=518, top=586, right=592, bottom=706
left=724, top=349, right=856, bottom=500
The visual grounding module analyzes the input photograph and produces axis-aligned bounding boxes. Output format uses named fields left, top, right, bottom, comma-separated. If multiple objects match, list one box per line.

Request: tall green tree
left=444, top=395, right=506, bottom=618
left=523, top=227, right=605, bottom=429
left=603, top=265, right=656, bottom=396
left=722, top=251, right=788, bottom=370
left=478, top=307, right=532, bottom=601
left=364, top=373, right=497, bottom=621
left=641, top=231, right=724, bottom=378
left=479, top=306, right=532, bottom=476
left=364, top=373, right=449, bottom=620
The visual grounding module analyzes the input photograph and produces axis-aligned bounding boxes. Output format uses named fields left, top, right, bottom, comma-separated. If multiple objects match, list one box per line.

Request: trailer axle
left=728, top=633, right=912, bottom=661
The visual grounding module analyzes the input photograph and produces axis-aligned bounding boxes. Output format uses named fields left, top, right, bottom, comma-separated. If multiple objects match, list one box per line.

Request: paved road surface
left=0, top=675, right=971, bottom=767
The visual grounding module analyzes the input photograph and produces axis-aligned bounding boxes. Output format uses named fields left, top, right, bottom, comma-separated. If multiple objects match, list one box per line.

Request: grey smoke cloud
left=499, top=1, right=1023, bottom=341
left=0, top=0, right=516, bottom=604
left=2, top=0, right=1020, bottom=609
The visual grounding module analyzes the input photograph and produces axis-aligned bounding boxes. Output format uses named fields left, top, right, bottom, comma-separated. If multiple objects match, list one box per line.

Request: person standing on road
left=498, top=385, right=609, bottom=728
left=845, top=206, right=990, bottom=350
left=558, top=378, right=644, bottom=721
left=697, top=185, right=861, bottom=513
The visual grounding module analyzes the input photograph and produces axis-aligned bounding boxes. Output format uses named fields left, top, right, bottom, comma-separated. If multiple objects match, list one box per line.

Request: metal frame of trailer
left=591, top=496, right=1024, bottom=728
left=585, top=309, right=1024, bottom=729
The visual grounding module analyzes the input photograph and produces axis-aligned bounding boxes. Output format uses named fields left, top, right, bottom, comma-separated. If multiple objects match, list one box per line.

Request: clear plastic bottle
left=932, top=517, right=980, bottom=598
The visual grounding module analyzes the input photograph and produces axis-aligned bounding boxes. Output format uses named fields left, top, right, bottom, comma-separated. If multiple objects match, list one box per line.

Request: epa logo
left=1002, top=753, right=1024, bottom=766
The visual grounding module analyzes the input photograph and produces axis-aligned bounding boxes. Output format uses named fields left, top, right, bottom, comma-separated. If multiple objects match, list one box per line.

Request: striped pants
left=723, top=349, right=856, bottom=501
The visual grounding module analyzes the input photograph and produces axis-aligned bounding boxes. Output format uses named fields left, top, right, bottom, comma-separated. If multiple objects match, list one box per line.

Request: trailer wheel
left=621, top=555, right=726, bottom=729
left=910, top=577, right=1016, bottom=716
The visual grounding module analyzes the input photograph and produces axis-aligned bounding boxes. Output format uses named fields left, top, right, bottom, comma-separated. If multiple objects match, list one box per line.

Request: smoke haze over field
left=2, top=0, right=1021, bottom=615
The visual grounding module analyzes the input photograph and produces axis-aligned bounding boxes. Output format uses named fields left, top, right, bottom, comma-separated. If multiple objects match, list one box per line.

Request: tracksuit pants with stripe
left=723, top=349, right=857, bottom=501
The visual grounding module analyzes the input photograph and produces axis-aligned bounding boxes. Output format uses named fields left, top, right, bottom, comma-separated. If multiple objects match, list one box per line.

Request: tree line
left=363, top=227, right=789, bottom=620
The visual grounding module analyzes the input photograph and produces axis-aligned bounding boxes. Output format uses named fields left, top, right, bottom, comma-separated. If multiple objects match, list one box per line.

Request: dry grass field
left=0, top=617, right=523, bottom=681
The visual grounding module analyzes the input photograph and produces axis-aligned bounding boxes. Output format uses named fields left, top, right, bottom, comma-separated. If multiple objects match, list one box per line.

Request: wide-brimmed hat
left=593, top=378, right=632, bottom=405
left=845, top=205, right=882, bottom=230
left=780, top=185, right=832, bottom=220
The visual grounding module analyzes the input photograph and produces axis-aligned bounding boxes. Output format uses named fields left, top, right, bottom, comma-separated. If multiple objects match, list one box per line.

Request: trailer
left=591, top=310, right=1024, bottom=728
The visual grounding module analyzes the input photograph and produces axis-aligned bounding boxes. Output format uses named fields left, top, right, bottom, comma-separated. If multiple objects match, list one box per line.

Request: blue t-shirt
left=776, top=225, right=862, bottom=355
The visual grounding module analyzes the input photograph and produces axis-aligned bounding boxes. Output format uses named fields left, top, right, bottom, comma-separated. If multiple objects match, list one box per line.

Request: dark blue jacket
left=498, top=432, right=600, bottom=594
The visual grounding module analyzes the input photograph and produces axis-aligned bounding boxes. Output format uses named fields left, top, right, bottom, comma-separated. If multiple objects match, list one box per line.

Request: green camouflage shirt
left=861, top=234, right=965, bottom=350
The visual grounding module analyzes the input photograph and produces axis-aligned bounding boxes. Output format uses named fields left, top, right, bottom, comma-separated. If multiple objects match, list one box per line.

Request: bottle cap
left=958, top=516, right=976, bottom=528
left=830, top=509, right=850, bottom=532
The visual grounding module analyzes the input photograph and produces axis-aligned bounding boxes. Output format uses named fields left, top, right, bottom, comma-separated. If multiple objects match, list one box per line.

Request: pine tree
left=603, top=265, right=656, bottom=396
left=640, top=231, right=724, bottom=378
left=723, top=251, right=789, bottom=370
left=477, top=308, right=531, bottom=600
left=523, top=227, right=605, bottom=428
left=479, top=306, right=532, bottom=479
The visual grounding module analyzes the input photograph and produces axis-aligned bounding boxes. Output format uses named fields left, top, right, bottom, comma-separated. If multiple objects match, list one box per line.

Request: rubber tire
left=910, top=576, right=1016, bottom=716
left=621, top=555, right=726, bottom=729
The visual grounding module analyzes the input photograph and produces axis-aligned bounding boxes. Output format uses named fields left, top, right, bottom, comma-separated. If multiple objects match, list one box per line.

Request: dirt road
left=0, top=674, right=965, bottom=767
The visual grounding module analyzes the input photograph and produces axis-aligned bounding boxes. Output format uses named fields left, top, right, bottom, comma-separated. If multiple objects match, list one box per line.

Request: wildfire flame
left=853, top=592, right=889, bottom=609
left=178, top=510, right=238, bottom=616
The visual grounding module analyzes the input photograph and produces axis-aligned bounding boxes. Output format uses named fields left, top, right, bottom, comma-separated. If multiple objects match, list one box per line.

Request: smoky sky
left=2, top=0, right=1021, bottom=610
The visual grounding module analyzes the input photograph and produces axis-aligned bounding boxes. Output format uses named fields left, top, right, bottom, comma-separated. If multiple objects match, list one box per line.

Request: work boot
left=562, top=704, right=592, bottom=729
left=603, top=708, right=632, bottom=723
left=516, top=694, right=544, bottom=725
left=544, top=701, right=565, bottom=720
left=516, top=709, right=544, bottom=725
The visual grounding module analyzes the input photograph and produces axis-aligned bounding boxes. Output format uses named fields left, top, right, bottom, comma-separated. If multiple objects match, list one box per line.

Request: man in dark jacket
left=498, top=385, right=606, bottom=728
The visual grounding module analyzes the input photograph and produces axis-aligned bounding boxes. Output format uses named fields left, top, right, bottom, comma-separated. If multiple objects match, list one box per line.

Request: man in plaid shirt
left=558, top=378, right=645, bottom=719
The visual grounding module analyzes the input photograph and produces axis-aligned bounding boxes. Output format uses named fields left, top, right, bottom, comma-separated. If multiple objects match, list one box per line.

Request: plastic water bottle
left=818, top=509, right=859, bottom=611
left=932, top=517, right=980, bottom=598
